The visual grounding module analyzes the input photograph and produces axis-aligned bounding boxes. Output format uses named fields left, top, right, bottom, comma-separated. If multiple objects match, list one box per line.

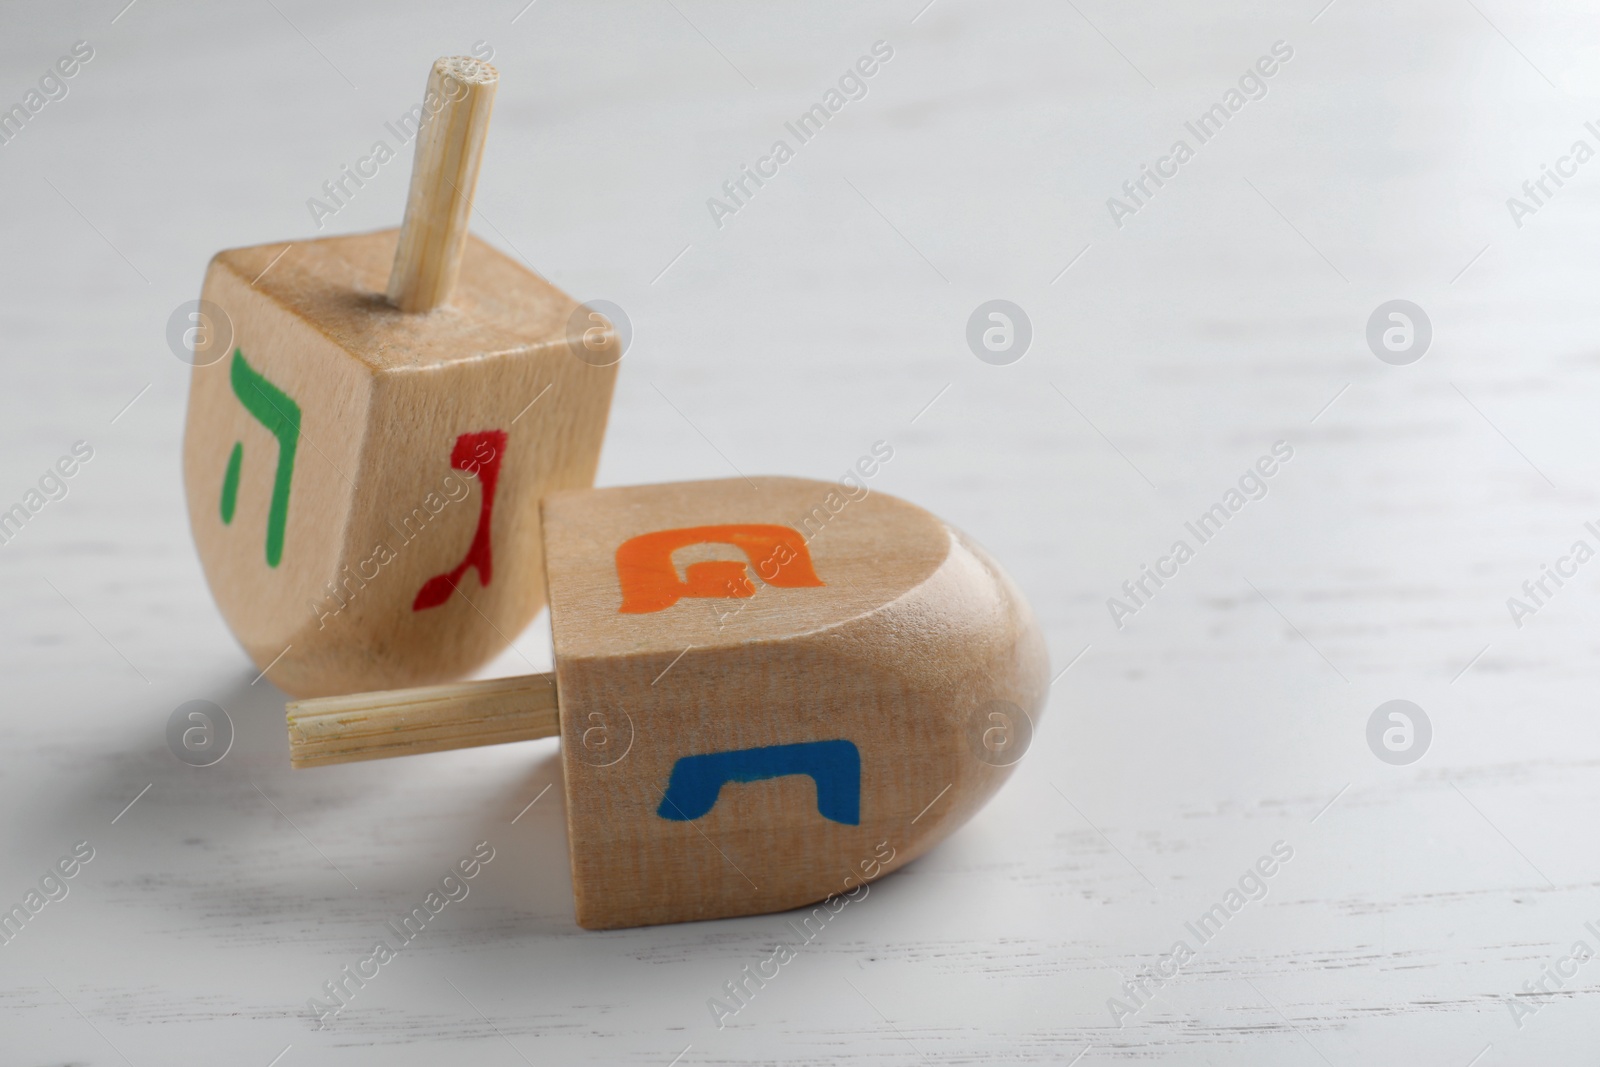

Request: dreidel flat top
left=183, top=57, right=619, bottom=698
left=287, top=477, right=1049, bottom=930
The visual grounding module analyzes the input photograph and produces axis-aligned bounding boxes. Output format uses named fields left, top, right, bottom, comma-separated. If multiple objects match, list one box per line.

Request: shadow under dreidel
left=159, top=670, right=377, bottom=899
left=439, top=745, right=583, bottom=938
left=6, top=670, right=369, bottom=947
left=198, top=672, right=580, bottom=936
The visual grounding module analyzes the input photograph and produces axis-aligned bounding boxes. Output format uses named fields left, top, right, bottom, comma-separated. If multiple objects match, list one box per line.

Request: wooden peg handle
left=287, top=672, right=557, bottom=769
left=387, top=56, right=499, bottom=313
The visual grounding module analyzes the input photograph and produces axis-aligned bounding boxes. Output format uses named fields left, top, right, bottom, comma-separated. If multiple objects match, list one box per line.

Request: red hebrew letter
left=615, top=524, right=824, bottom=614
left=413, top=430, right=507, bottom=611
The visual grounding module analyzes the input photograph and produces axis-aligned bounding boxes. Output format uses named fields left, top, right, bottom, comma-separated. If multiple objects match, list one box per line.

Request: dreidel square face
left=542, top=477, right=1049, bottom=929
left=183, top=229, right=618, bottom=697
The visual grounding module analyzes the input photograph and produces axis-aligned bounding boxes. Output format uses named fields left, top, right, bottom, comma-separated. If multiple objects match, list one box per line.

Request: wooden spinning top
left=183, top=57, right=619, bottom=698
left=287, top=477, right=1049, bottom=929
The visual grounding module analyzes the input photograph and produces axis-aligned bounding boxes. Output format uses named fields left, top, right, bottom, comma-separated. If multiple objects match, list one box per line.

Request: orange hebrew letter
left=615, top=524, right=824, bottom=614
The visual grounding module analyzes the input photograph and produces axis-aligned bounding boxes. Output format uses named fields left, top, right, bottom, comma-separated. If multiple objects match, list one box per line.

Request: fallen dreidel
left=182, top=56, right=620, bottom=698
left=286, top=476, right=1049, bottom=930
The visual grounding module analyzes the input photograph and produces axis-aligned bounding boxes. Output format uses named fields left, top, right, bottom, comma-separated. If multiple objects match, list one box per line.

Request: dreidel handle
left=387, top=56, right=499, bottom=313
left=287, top=672, right=557, bottom=769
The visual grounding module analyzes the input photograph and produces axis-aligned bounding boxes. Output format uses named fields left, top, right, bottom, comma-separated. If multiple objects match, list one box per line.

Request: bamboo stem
left=287, top=672, right=558, bottom=768
left=387, top=56, right=499, bottom=313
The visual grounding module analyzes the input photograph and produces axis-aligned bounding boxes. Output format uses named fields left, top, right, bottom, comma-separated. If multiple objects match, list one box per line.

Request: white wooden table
left=4, top=1, right=1598, bottom=1062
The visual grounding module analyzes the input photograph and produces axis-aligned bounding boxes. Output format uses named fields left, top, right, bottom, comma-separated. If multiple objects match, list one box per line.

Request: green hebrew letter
left=224, top=349, right=300, bottom=568
left=219, top=442, right=243, bottom=524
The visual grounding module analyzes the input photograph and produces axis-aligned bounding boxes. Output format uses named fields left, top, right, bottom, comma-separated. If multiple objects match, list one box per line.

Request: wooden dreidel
left=286, top=476, right=1049, bottom=930
left=182, top=57, right=620, bottom=697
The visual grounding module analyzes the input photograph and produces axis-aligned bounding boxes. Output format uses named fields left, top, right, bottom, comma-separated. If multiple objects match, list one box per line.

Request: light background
left=3, top=0, right=1600, bottom=1062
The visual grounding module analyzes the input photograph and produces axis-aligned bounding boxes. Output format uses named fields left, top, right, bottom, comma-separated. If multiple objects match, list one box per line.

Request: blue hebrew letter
left=657, top=740, right=860, bottom=825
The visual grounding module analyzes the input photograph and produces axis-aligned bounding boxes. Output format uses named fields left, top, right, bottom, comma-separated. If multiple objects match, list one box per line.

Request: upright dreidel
left=285, top=477, right=1049, bottom=929
left=183, top=57, right=620, bottom=698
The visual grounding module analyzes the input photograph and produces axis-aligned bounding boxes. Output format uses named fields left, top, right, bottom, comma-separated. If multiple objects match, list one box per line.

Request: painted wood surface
left=182, top=55, right=616, bottom=698
left=286, top=476, right=1048, bottom=929
left=3, top=1, right=1599, bottom=1063
left=545, top=477, right=1048, bottom=929
left=183, top=226, right=618, bottom=697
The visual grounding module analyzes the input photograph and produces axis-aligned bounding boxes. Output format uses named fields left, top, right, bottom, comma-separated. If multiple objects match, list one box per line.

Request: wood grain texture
left=183, top=228, right=619, bottom=698
left=387, top=57, right=498, bottom=313
left=542, top=477, right=1050, bottom=929
left=287, top=673, right=558, bottom=768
